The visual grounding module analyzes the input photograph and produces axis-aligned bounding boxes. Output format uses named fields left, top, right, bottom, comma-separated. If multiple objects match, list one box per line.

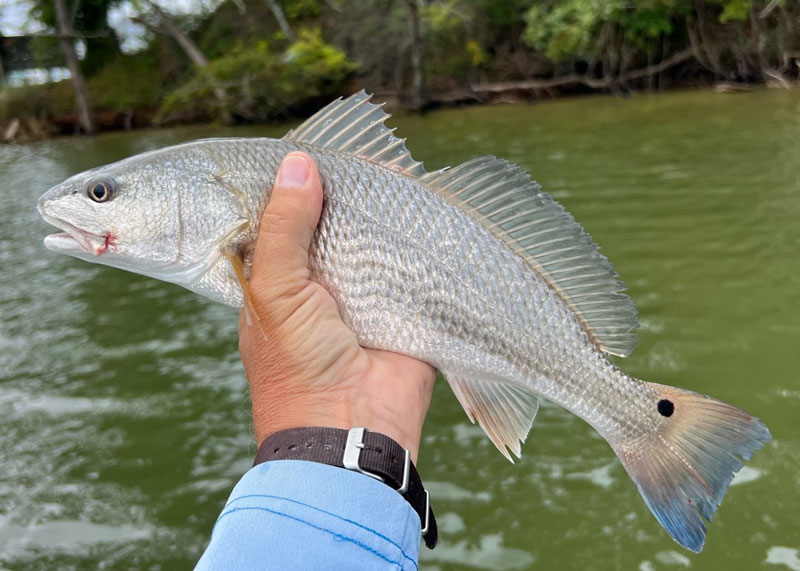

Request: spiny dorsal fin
left=283, top=90, right=427, bottom=178
left=446, top=374, right=539, bottom=462
left=421, top=157, right=638, bottom=357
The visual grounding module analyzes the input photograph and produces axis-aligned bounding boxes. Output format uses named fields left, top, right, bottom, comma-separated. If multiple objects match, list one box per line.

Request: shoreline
left=2, top=79, right=793, bottom=145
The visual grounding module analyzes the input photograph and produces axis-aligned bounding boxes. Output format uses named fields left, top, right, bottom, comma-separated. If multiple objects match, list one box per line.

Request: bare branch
left=471, top=49, right=695, bottom=94
left=264, top=0, right=295, bottom=43
left=53, top=0, right=95, bottom=134
left=759, top=0, right=780, bottom=19
left=18, top=31, right=111, bottom=39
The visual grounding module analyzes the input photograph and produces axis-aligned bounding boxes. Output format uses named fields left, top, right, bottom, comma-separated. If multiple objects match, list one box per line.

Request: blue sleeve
left=195, top=460, right=421, bottom=570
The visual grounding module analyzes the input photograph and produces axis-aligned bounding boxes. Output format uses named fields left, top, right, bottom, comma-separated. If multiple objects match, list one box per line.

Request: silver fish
left=38, top=91, right=770, bottom=552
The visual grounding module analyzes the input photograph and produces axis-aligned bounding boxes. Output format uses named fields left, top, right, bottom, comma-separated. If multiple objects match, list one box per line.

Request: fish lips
left=38, top=203, right=111, bottom=258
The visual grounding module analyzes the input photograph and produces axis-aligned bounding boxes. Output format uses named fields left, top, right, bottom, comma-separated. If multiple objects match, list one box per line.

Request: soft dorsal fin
left=421, top=157, right=639, bottom=357
left=283, top=90, right=427, bottom=178
left=447, top=374, right=539, bottom=462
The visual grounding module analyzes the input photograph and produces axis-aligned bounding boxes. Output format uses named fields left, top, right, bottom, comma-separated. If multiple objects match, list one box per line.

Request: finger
left=251, top=152, right=323, bottom=297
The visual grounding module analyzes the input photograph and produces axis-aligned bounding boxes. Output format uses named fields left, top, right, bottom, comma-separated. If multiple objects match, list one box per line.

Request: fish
left=37, top=91, right=770, bottom=552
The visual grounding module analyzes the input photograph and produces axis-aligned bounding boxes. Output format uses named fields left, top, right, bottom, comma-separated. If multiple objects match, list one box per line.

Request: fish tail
left=613, top=382, right=770, bottom=552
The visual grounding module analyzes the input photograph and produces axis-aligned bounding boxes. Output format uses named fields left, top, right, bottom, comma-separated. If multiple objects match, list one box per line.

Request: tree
left=32, top=0, right=122, bottom=76
left=53, top=0, right=96, bottom=133
left=143, top=0, right=232, bottom=124
left=405, top=0, right=425, bottom=111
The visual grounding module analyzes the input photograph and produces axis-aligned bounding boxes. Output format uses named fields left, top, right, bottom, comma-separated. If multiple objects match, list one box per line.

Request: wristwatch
left=254, top=426, right=438, bottom=549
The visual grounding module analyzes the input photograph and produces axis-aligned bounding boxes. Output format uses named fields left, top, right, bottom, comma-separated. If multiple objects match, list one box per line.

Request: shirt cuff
left=196, top=460, right=421, bottom=570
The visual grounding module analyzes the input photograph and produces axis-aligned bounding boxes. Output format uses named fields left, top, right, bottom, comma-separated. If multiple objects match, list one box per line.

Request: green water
left=1, top=88, right=798, bottom=570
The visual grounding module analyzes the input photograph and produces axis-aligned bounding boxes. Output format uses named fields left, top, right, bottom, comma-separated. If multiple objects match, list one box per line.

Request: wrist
left=250, top=389, right=427, bottom=462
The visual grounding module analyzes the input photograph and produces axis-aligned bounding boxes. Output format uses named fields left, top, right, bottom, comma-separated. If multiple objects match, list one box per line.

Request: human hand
left=239, top=152, right=436, bottom=462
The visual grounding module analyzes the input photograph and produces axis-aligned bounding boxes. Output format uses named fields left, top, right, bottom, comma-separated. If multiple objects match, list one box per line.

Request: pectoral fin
left=225, top=249, right=267, bottom=340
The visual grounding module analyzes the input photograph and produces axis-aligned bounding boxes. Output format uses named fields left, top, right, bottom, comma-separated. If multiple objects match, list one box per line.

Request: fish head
left=37, top=143, right=250, bottom=293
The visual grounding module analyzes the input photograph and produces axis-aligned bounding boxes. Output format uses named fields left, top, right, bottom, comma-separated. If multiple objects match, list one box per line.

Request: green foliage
left=196, top=0, right=323, bottom=60
left=75, top=0, right=122, bottom=75
left=617, top=7, right=674, bottom=43
left=0, top=51, right=163, bottom=122
left=422, top=1, right=487, bottom=84
left=0, top=82, right=70, bottom=121
left=522, top=0, right=691, bottom=61
left=29, top=35, right=63, bottom=67
left=523, top=0, right=614, bottom=62
left=285, top=28, right=355, bottom=84
left=86, top=50, right=163, bottom=110
left=30, top=0, right=121, bottom=76
left=425, top=0, right=466, bottom=33
left=465, top=0, right=533, bottom=30
left=159, top=29, right=357, bottom=123
left=466, top=39, right=488, bottom=66
left=715, top=0, right=751, bottom=22
left=195, top=0, right=276, bottom=60
left=284, top=0, right=320, bottom=19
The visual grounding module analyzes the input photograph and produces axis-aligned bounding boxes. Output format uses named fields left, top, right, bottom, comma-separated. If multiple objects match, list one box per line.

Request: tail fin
left=613, top=382, right=771, bottom=552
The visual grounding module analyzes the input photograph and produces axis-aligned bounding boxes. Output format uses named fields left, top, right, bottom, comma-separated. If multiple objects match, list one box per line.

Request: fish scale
left=300, top=147, right=648, bottom=440
left=37, top=91, right=770, bottom=553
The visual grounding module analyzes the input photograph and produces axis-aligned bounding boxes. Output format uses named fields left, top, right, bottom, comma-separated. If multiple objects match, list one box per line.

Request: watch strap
left=254, top=426, right=438, bottom=549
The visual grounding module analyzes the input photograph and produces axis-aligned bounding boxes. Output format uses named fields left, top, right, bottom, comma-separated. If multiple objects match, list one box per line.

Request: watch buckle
left=343, top=427, right=411, bottom=495
left=343, top=427, right=384, bottom=483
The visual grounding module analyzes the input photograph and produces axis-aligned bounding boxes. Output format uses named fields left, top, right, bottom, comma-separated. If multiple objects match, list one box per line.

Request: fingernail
left=277, top=155, right=309, bottom=188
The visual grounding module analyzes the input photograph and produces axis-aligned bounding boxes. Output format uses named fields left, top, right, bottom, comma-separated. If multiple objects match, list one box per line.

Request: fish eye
left=87, top=179, right=116, bottom=203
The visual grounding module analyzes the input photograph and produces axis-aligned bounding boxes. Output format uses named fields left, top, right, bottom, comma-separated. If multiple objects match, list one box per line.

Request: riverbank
left=6, top=0, right=798, bottom=143
left=2, top=77, right=795, bottom=144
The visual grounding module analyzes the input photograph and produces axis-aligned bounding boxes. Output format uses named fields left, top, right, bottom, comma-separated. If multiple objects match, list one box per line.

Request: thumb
left=250, top=152, right=323, bottom=300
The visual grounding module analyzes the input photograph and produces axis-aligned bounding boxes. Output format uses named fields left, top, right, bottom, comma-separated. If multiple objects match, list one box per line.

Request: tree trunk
left=53, top=0, right=95, bottom=134
left=686, top=16, right=715, bottom=74
left=405, top=0, right=424, bottom=111
left=264, top=0, right=295, bottom=43
left=694, top=1, right=725, bottom=78
left=587, top=21, right=612, bottom=78
left=749, top=4, right=767, bottom=79
left=146, top=0, right=232, bottom=124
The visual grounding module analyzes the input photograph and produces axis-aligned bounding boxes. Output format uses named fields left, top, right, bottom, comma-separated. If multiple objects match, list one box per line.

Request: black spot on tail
left=658, top=399, right=675, bottom=417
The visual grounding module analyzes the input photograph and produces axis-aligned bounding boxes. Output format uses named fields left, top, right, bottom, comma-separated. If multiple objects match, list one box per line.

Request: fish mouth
left=40, top=213, right=112, bottom=257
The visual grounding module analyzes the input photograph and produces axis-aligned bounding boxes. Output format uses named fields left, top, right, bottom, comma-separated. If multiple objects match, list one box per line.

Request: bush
left=0, top=51, right=164, bottom=123
left=158, top=29, right=357, bottom=123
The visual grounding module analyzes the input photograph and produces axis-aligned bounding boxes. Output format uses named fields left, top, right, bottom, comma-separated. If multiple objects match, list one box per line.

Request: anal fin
left=446, top=374, right=539, bottom=462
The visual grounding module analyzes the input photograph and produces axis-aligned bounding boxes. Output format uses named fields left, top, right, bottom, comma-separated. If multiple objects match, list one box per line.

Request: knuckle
left=259, top=208, right=297, bottom=238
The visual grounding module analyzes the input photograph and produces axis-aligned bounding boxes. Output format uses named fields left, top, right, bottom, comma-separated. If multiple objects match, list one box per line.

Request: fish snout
left=38, top=188, right=113, bottom=257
